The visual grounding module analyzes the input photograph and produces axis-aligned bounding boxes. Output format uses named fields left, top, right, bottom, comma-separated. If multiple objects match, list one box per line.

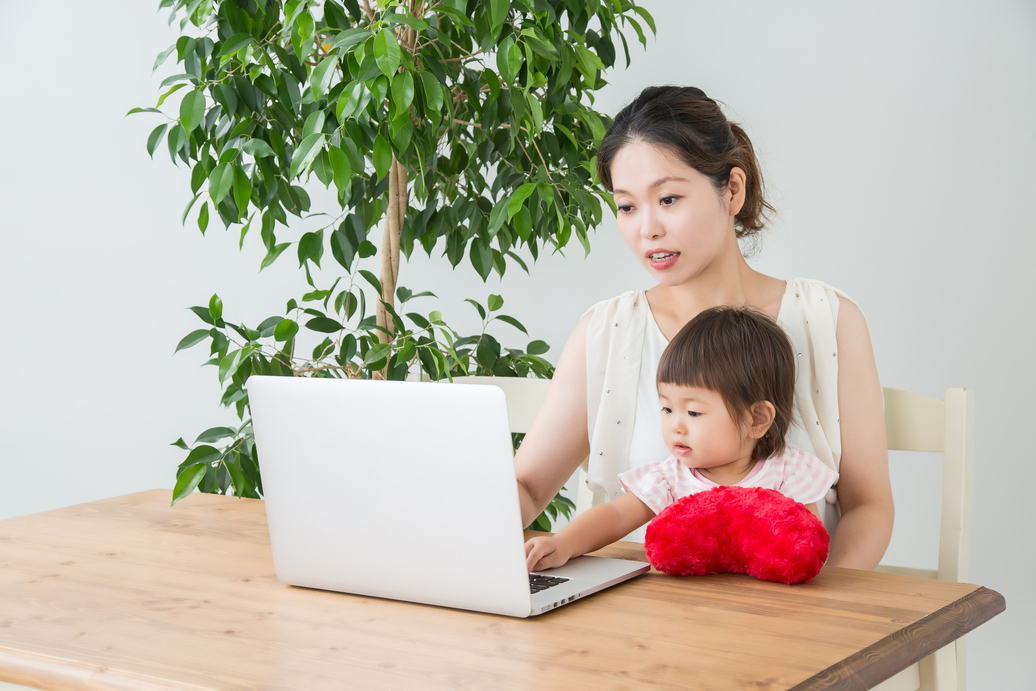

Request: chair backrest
left=879, top=387, right=975, bottom=583
left=875, top=388, right=975, bottom=691
left=442, top=375, right=551, bottom=434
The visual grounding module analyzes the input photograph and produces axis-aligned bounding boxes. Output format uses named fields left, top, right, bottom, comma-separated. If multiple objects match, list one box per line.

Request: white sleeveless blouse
left=583, top=278, right=850, bottom=535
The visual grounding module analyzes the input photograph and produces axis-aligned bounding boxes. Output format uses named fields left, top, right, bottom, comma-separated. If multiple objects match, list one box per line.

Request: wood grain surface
left=0, top=491, right=1004, bottom=691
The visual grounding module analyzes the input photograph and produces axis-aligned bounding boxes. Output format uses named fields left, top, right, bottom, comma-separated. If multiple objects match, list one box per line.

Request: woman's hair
left=596, top=85, right=774, bottom=237
left=656, top=306, right=795, bottom=461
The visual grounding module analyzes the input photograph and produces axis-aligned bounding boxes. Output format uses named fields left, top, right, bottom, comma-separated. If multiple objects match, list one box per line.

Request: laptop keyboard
left=529, top=574, right=569, bottom=593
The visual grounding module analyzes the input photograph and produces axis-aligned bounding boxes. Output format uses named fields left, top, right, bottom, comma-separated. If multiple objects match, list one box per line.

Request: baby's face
left=657, top=383, right=753, bottom=471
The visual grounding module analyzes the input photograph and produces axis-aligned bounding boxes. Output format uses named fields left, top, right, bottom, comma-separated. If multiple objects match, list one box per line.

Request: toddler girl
left=525, top=306, right=838, bottom=572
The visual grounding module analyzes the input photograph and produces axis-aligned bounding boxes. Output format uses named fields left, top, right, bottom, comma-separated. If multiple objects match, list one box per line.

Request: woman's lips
left=646, top=250, right=679, bottom=270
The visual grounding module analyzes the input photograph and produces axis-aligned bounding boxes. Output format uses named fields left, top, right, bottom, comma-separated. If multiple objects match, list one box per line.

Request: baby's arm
left=803, top=502, right=820, bottom=520
left=525, top=492, right=656, bottom=571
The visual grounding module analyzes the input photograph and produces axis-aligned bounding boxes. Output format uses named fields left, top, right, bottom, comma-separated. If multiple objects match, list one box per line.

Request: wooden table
left=0, top=491, right=1004, bottom=691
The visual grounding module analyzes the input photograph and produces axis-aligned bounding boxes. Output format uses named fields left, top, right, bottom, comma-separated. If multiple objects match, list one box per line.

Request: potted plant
left=134, top=0, right=655, bottom=530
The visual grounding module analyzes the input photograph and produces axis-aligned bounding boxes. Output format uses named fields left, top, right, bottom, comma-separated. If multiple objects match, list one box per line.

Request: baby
left=525, top=306, right=838, bottom=572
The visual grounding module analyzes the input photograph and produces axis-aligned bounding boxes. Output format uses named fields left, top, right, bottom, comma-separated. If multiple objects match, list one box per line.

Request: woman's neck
left=645, top=234, right=784, bottom=338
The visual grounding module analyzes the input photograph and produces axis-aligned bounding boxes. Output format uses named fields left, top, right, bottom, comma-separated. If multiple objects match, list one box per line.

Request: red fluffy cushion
left=644, top=486, right=829, bottom=584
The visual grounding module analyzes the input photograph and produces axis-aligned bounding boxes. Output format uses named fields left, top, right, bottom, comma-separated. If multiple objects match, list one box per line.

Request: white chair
left=872, top=387, right=974, bottom=691
left=443, top=375, right=551, bottom=435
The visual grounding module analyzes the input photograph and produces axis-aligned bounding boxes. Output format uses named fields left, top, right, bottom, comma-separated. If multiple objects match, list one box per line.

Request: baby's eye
left=687, top=411, right=701, bottom=418
left=661, top=406, right=672, bottom=414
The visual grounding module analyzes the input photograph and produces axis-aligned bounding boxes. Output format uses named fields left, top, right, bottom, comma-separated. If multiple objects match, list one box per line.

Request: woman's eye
left=659, top=195, right=678, bottom=206
left=617, top=204, right=634, bottom=214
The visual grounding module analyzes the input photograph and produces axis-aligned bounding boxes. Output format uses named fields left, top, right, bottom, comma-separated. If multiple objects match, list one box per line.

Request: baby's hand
left=525, top=535, right=571, bottom=572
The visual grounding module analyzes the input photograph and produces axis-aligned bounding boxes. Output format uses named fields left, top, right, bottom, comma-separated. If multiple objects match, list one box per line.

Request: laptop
left=247, top=375, right=649, bottom=617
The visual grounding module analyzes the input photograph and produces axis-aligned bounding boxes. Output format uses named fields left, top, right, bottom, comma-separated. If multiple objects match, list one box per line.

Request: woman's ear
left=747, top=401, right=776, bottom=440
left=726, top=167, right=747, bottom=217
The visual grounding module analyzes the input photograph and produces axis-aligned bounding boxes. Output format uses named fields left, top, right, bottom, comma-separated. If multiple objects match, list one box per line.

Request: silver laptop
left=247, top=376, right=648, bottom=617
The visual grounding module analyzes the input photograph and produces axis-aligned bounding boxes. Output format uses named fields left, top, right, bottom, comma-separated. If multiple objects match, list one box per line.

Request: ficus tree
left=136, top=0, right=654, bottom=530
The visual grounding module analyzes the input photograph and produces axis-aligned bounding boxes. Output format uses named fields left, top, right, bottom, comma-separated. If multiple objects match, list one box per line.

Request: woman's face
left=610, top=141, right=738, bottom=286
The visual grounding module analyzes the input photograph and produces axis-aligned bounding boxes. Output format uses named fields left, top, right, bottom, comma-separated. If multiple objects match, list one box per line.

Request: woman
left=515, top=86, right=893, bottom=570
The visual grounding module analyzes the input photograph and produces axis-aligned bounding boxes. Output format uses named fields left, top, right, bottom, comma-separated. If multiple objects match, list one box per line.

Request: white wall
left=0, top=1, right=1032, bottom=688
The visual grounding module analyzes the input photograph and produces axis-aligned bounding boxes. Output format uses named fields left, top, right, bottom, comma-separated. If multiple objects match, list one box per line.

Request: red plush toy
left=644, top=486, right=829, bottom=584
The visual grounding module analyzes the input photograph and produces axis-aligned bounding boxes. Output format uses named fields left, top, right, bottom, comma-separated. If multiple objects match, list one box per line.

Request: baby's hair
left=656, top=306, right=795, bottom=461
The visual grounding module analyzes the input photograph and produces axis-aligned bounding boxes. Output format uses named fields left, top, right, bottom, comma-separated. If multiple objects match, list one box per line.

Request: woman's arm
left=525, top=492, right=656, bottom=571
left=515, top=313, right=594, bottom=527
left=827, top=298, right=895, bottom=569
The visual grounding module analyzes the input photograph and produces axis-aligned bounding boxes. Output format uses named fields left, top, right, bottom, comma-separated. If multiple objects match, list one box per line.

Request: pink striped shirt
left=618, top=445, right=838, bottom=515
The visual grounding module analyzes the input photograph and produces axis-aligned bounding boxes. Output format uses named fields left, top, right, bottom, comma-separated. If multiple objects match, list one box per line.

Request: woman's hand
left=525, top=535, right=573, bottom=572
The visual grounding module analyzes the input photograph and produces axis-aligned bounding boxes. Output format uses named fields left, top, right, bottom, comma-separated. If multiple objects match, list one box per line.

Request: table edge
left=789, top=585, right=1006, bottom=691
left=0, top=646, right=216, bottom=691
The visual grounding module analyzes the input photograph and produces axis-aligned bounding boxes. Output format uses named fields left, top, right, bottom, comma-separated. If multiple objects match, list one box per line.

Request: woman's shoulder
left=784, top=277, right=853, bottom=304
left=581, top=289, right=646, bottom=319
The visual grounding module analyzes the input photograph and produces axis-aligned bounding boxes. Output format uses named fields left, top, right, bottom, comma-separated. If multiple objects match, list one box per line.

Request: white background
left=0, top=1, right=1033, bottom=688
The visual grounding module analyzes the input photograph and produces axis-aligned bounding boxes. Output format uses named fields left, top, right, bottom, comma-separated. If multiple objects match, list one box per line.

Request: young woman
left=515, top=86, right=893, bottom=570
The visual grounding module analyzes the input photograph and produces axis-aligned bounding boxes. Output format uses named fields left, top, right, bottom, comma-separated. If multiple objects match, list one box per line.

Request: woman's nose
left=640, top=207, right=663, bottom=239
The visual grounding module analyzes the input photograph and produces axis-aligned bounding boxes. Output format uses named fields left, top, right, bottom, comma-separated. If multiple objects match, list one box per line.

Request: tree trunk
left=375, top=156, right=407, bottom=378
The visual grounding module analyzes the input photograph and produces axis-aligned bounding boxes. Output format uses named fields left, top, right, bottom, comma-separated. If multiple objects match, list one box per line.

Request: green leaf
left=383, top=13, right=430, bottom=31
left=218, top=348, right=246, bottom=384
left=297, top=230, right=323, bottom=267
left=470, top=240, right=493, bottom=281
left=632, top=5, right=657, bottom=35
left=233, top=167, right=252, bottom=217
left=146, top=124, right=169, bottom=158
left=302, top=110, right=326, bottom=140
left=465, top=298, right=486, bottom=320
left=496, top=36, right=517, bottom=82
left=174, top=329, right=211, bottom=353
left=153, top=44, right=176, bottom=72
left=208, top=163, right=233, bottom=204
left=328, top=146, right=353, bottom=195
left=261, top=242, right=291, bottom=271
left=179, top=89, right=206, bottom=133
left=487, top=294, right=504, bottom=312
left=172, top=464, right=208, bottom=505
left=507, top=182, right=537, bottom=219
left=170, top=437, right=190, bottom=450
left=494, top=314, right=528, bottom=335
left=257, top=316, right=283, bottom=337
left=374, top=28, right=401, bottom=78
left=242, top=139, right=276, bottom=157
left=418, top=71, right=443, bottom=114
left=181, top=444, right=221, bottom=468
left=218, top=33, right=254, bottom=57
left=290, top=132, right=326, bottom=179
left=156, top=82, right=188, bottom=108
left=305, top=317, right=343, bottom=333
left=390, top=70, right=415, bottom=116
left=332, top=27, right=372, bottom=52
left=312, top=55, right=339, bottom=100
left=195, top=427, right=237, bottom=444
left=372, top=133, right=392, bottom=181
left=489, top=0, right=508, bottom=35
left=274, top=318, right=299, bottom=342
left=197, top=200, right=209, bottom=233
left=363, top=342, right=391, bottom=366
left=223, top=456, right=254, bottom=498
left=358, top=269, right=382, bottom=295
left=526, top=339, right=549, bottom=355
left=209, top=294, right=223, bottom=322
